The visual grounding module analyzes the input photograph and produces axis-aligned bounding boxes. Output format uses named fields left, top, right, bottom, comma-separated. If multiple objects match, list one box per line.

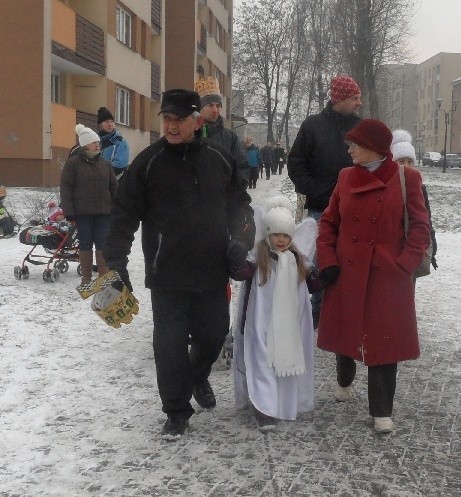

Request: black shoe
left=253, top=407, right=277, bottom=432
left=161, top=416, right=189, bottom=441
left=193, top=380, right=216, bottom=409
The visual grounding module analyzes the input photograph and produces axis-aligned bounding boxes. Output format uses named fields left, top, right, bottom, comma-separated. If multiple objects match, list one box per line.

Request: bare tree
left=332, top=0, right=418, bottom=117
left=234, top=0, right=289, bottom=143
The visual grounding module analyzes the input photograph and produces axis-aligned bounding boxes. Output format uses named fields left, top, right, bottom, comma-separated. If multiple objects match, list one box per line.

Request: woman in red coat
left=316, top=119, right=430, bottom=434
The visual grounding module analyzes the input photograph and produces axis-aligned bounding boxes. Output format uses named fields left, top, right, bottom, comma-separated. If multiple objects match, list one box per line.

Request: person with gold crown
left=194, top=74, right=250, bottom=184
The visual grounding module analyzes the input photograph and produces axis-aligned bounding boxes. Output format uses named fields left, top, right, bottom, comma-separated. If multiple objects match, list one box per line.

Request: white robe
left=233, top=260, right=315, bottom=420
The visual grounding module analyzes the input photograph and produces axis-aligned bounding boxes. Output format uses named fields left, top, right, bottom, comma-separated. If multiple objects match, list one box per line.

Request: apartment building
left=415, top=53, right=461, bottom=155
left=0, top=0, right=234, bottom=187
left=163, top=0, right=234, bottom=126
left=379, top=63, right=417, bottom=136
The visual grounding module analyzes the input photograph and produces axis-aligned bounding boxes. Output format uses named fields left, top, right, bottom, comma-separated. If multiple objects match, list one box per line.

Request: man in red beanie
left=288, top=74, right=361, bottom=328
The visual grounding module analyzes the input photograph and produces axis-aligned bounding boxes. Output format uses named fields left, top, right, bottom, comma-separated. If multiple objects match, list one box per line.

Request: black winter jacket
left=288, top=102, right=360, bottom=211
left=103, top=136, right=255, bottom=291
left=205, top=116, right=250, bottom=182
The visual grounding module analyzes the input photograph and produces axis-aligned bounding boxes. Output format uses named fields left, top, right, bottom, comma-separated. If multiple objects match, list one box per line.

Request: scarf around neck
left=266, top=250, right=306, bottom=377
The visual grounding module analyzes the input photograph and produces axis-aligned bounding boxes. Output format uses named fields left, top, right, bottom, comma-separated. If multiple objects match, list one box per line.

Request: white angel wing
left=292, top=216, right=317, bottom=268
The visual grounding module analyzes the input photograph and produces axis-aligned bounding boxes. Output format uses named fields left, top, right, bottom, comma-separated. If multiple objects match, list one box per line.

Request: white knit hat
left=265, top=195, right=295, bottom=238
left=391, top=129, right=416, bottom=162
left=75, top=124, right=100, bottom=147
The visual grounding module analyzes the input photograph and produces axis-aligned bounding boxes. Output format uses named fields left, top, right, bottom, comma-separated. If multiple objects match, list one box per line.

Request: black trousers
left=336, top=354, right=397, bottom=417
left=264, top=163, right=271, bottom=179
left=150, top=286, right=229, bottom=418
left=249, top=167, right=259, bottom=189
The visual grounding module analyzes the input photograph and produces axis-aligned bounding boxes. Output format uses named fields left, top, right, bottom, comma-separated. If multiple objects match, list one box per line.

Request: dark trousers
left=264, top=163, right=271, bottom=179
left=249, top=167, right=259, bottom=189
left=278, top=162, right=284, bottom=174
left=74, top=214, right=111, bottom=251
left=150, top=286, right=229, bottom=418
left=308, top=209, right=324, bottom=316
left=271, top=163, right=278, bottom=174
left=336, top=355, right=397, bottom=417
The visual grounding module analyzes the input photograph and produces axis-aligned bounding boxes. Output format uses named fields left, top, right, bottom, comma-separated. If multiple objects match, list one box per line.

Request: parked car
left=422, top=151, right=441, bottom=167
left=437, top=154, right=461, bottom=168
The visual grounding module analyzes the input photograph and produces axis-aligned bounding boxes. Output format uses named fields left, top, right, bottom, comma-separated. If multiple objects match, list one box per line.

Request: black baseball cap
left=159, top=89, right=201, bottom=118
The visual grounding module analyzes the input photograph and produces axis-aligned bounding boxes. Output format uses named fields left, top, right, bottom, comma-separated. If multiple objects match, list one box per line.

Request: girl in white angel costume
left=230, top=195, right=318, bottom=431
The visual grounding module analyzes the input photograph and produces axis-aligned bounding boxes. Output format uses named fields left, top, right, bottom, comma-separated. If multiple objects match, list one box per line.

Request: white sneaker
left=334, top=385, right=353, bottom=402
left=374, top=417, right=394, bottom=433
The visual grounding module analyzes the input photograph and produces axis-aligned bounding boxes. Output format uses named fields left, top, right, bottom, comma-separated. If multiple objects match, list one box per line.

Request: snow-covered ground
left=0, top=166, right=459, bottom=496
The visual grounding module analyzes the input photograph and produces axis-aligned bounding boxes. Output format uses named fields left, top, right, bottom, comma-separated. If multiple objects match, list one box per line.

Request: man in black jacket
left=103, top=89, right=255, bottom=441
left=288, top=75, right=361, bottom=328
left=195, top=76, right=250, bottom=183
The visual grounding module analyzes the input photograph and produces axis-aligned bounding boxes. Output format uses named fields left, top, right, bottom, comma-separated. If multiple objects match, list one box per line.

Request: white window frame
left=116, top=6, right=132, bottom=47
left=51, top=73, right=60, bottom=103
left=115, top=87, right=130, bottom=126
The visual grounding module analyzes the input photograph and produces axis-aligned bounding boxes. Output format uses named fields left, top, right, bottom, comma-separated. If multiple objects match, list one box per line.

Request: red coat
left=316, top=158, right=430, bottom=366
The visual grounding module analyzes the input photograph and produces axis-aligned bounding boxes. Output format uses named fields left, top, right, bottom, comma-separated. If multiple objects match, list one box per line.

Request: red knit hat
left=345, top=119, right=393, bottom=157
left=330, top=75, right=361, bottom=104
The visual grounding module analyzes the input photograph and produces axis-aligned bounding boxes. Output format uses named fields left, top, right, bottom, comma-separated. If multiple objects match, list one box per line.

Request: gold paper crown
left=194, top=76, right=221, bottom=97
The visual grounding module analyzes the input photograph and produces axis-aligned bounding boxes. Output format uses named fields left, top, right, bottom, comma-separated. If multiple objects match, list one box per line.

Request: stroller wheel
left=22, top=266, right=30, bottom=279
left=14, top=266, right=22, bottom=280
left=43, top=269, right=51, bottom=282
left=77, top=264, right=82, bottom=276
left=57, top=260, right=69, bottom=273
left=50, top=268, right=60, bottom=282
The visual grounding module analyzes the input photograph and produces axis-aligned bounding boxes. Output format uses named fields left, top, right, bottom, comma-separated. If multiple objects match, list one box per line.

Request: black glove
left=227, top=239, right=248, bottom=267
left=319, top=265, right=341, bottom=285
left=108, top=261, right=133, bottom=292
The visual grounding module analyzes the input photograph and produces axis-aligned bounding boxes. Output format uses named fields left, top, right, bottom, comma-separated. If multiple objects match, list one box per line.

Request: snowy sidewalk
left=0, top=168, right=460, bottom=497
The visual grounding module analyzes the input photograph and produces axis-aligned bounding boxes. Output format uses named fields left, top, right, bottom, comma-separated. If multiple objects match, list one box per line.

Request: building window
left=51, top=73, right=60, bottom=103
left=116, top=87, right=131, bottom=126
left=116, top=6, right=132, bottom=47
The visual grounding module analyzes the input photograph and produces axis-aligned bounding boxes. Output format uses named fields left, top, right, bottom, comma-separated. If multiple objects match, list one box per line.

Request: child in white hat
left=230, top=195, right=316, bottom=432
left=391, top=130, right=438, bottom=270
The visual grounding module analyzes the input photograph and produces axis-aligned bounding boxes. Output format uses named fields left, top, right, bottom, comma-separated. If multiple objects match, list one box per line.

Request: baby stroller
left=14, top=222, right=80, bottom=282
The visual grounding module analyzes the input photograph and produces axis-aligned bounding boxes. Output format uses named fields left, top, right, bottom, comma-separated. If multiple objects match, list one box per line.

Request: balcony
left=151, top=62, right=161, bottom=101
left=52, top=13, right=105, bottom=75
left=151, top=0, right=162, bottom=33
left=197, top=23, right=207, bottom=56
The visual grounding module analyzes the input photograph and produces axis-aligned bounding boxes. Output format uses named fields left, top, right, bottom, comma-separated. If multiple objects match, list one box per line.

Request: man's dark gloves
left=108, top=260, right=133, bottom=292
left=319, top=265, right=341, bottom=285
left=227, top=239, right=248, bottom=268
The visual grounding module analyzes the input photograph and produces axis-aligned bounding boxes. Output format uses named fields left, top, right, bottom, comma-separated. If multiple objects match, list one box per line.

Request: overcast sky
left=233, top=0, right=461, bottom=64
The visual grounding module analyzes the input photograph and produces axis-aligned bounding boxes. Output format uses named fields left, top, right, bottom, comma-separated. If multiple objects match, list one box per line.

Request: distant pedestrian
left=97, top=107, right=130, bottom=181
left=316, top=119, right=430, bottom=433
left=261, top=142, right=274, bottom=180
left=60, top=124, right=117, bottom=285
left=391, top=129, right=437, bottom=272
left=195, top=76, right=250, bottom=184
left=244, top=137, right=262, bottom=189
left=273, top=142, right=286, bottom=175
left=288, top=75, right=362, bottom=330
left=231, top=195, right=315, bottom=432
left=102, top=89, right=255, bottom=441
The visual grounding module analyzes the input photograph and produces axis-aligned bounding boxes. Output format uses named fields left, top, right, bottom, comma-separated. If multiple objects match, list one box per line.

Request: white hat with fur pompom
left=391, top=129, right=416, bottom=162
left=75, top=124, right=100, bottom=147
left=265, top=195, right=295, bottom=238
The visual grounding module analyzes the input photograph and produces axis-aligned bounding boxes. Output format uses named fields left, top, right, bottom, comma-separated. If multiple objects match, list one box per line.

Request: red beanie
left=345, top=119, right=393, bottom=157
left=330, top=75, right=361, bottom=104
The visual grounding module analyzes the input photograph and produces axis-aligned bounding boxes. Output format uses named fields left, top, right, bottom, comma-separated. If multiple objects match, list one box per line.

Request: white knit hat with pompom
left=75, top=124, right=100, bottom=147
left=265, top=195, right=295, bottom=238
left=391, top=129, right=416, bottom=162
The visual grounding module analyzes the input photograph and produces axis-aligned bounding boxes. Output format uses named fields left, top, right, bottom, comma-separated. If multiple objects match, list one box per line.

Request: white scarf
left=266, top=251, right=306, bottom=377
